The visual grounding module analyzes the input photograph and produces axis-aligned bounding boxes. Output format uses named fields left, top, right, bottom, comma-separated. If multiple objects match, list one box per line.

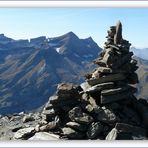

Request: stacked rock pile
left=36, top=21, right=148, bottom=140
left=0, top=21, right=148, bottom=140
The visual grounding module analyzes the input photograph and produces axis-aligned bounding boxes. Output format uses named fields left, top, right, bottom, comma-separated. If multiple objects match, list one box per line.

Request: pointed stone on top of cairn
left=114, top=21, right=122, bottom=44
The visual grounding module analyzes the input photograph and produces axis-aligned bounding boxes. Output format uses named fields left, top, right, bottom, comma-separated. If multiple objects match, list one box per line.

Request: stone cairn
left=37, top=21, right=148, bottom=140
left=2, top=21, right=148, bottom=140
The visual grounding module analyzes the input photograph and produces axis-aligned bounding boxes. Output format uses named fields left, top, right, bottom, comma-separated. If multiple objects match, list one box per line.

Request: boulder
left=14, top=127, right=35, bottom=139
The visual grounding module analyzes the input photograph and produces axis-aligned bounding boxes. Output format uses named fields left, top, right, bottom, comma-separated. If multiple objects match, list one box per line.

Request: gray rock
left=81, top=93, right=89, bottom=101
left=40, top=115, right=60, bottom=132
left=114, top=21, right=122, bottom=44
left=115, top=52, right=133, bottom=68
left=66, top=122, right=87, bottom=132
left=57, top=83, right=79, bottom=98
left=87, top=73, right=126, bottom=86
left=85, top=104, right=94, bottom=113
left=29, top=132, right=60, bottom=140
left=95, top=67, right=112, bottom=74
left=80, top=82, right=91, bottom=92
left=87, top=122, right=103, bottom=139
left=39, top=121, right=57, bottom=132
left=91, top=67, right=112, bottom=78
left=42, top=109, right=55, bottom=122
left=43, top=103, right=53, bottom=110
left=108, top=44, right=120, bottom=51
left=88, top=96, right=98, bottom=108
left=115, top=123, right=147, bottom=136
left=35, top=124, right=40, bottom=132
left=68, top=107, right=94, bottom=125
left=22, top=115, right=35, bottom=123
left=49, top=95, right=78, bottom=108
left=62, top=127, right=84, bottom=139
left=11, top=125, right=24, bottom=132
left=105, top=128, right=118, bottom=140
left=101, top=85, right=137, bottom=96
left=96, top=107, right=117, bottom=124
left=84, top=82, right=114, bottom=94
left=106, top=123, right=147, bottom=140
left=49, top=96, right=59, bottom=105
left=100, top=48, right=114, bottom=67
left=14, top=127, right=35, bottom=139
left=101, top=90, right=133, bottom=104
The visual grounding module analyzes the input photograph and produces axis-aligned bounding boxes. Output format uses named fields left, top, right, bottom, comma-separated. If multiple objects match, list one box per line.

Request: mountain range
left=0, top=32, right=101, bottom=114
left=0, top=32, right=148, bottom=115
left=131, top=47, right=148, bottom=60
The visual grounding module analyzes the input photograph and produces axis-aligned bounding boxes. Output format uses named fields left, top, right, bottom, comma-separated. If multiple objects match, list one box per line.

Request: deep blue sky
left=0, top=8, right=148, bottom=48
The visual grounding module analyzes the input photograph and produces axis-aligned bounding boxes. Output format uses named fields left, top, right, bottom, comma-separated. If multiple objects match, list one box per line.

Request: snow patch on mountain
left=56, top=48, right=60, bottom=53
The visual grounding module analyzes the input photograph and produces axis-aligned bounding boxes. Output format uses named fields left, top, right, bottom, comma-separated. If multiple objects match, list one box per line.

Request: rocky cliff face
left=0, top=21, right=148, bottom=140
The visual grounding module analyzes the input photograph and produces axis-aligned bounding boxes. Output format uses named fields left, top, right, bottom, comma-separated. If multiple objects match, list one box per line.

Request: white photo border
left=0, top=1, right=148, bottom=147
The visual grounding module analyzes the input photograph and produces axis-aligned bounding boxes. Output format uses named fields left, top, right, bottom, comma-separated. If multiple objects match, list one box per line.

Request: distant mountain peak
left=64, top=31, right=79, bottom=39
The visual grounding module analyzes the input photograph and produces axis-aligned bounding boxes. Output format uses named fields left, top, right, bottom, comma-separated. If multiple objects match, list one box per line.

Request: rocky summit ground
left=0, top=21, right=148, bottom=140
